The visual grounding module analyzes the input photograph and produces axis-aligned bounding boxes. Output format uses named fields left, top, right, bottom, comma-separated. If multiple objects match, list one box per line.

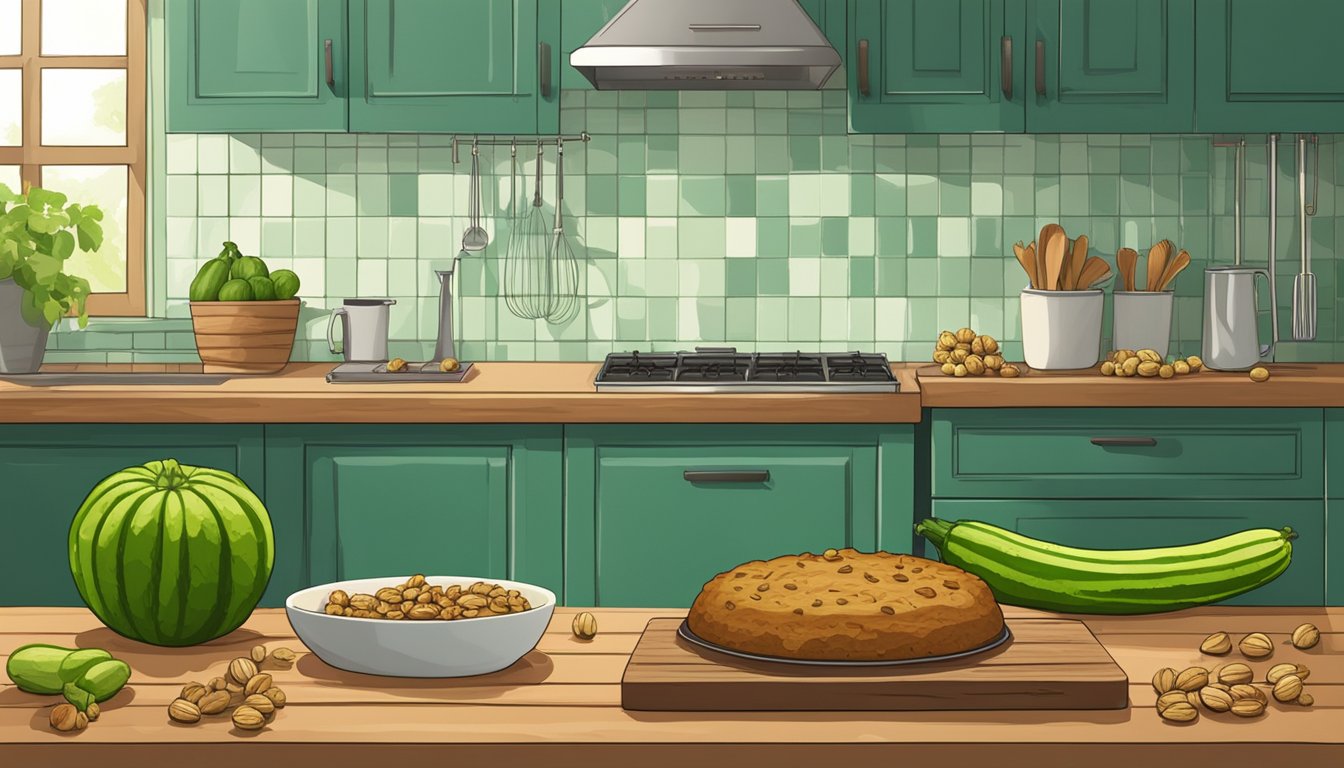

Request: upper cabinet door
left=166, top=0, right=348, bottom=132
left=349, top=0, right=560, bottom=133
left=1196, top=0, right=1344, bottom=132
left=848, top=0, right=1023, bottom=133
left=1029, top=0, right=1194, bottom=132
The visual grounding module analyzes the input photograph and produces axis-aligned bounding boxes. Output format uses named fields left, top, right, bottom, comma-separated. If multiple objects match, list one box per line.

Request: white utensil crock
left=1020, top=289, right=1103, bottom=370
left=1112, top=291, right=1173, bottom=358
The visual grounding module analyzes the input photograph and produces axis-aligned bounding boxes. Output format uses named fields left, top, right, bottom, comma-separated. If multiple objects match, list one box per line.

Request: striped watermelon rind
left=68, top=459, right=274, bottom=647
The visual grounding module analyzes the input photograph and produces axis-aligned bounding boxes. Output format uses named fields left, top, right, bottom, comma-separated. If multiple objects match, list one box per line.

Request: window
left=0, top=0, right=146, bottom=315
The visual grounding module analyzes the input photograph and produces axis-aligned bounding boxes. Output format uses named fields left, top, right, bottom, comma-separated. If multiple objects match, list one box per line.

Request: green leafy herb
left=0, top=183, right=104, bottom=328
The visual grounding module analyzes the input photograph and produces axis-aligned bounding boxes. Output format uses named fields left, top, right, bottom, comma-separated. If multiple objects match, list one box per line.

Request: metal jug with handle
left=327, top=298, right=395, bottom=362
left=1201, top=267, right=1274, bottom=371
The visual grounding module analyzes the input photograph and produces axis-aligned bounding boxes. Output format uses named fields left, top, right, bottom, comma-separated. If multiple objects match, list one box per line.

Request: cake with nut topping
left=687, top=548, right=1004, bottom=661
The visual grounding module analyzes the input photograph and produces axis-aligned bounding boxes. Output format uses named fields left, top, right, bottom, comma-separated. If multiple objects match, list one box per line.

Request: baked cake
left=687, top=548, right=1004, bottom=661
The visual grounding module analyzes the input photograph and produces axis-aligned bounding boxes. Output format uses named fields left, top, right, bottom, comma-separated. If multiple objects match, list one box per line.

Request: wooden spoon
left=1065, top=234, right=1089, bottom=291
left=1037, top=224, right=1063, bottom=289
left=1078, top=256, right=1113, bottom=290
left=1155, top=249, right=1191, bottom=292
left=1044, top=230, right=1068, bottom=291
left=1146, top=240, right=1172, bottom=292
left=1013, top=242, right=1038, bottom=289
left=1116, top=248, right=1138, bottom=292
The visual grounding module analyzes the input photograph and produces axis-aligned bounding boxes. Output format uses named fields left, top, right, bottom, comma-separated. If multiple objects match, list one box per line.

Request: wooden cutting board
left=621, top=617, right=1128, bottom=711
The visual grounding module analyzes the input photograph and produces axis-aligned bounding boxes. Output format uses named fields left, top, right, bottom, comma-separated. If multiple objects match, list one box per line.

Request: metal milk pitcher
left=1201, top=266, right=1274, bottom=371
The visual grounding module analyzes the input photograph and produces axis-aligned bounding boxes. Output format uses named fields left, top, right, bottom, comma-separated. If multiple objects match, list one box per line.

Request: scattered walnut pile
left=934, top=327, right=1020, bottom=378
left=324, top=574, right=532, bottom=620
left=1153, top=624, right=1321, bottom=723
left=167, top=645, right=295, bottom=731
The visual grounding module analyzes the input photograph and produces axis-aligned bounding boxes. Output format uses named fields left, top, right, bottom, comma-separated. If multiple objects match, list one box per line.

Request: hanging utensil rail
left=450, top=132, right=591, bottom=164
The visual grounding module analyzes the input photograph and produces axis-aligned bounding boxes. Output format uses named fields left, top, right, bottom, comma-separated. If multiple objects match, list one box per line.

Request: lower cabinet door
left=566, top=426, right=885, bottom=607
left=0, top=425, right=264, bottom=606
left=929, top=499, right=1325, bottom=605
left=264, top=426, right=562, bottom=605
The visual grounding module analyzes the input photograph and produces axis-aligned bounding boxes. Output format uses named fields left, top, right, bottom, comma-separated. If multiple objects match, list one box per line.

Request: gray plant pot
left=0, top=278, right=51, bottom=374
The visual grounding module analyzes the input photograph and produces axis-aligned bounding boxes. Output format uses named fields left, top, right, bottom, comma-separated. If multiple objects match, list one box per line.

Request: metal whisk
left=504, top=141, right=553, bottom=321
left=545, top=138, right=581, bottom=324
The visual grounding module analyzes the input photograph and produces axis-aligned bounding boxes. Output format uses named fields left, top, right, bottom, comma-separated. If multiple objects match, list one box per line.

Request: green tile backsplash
left=47, top=90, right=1344, bottom=363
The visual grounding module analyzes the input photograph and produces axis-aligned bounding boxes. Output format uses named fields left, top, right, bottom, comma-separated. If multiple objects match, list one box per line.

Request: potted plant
left=0, top=184, right=103, bottom=374
left=188, top=241, right=302, bottom=373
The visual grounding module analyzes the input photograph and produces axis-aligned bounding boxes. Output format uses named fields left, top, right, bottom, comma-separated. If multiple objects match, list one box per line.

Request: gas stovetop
left=594, top=349, right=899, bottom=393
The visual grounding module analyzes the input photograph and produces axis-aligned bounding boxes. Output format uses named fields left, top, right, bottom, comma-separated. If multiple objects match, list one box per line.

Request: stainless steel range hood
left=570, top=0, right=841, bottom=90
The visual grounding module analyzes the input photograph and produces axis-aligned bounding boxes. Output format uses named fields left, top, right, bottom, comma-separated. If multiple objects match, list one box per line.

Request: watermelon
left=270, top=269, right=300, bottom=300
left=68, top=459, right=274, bottom=647
left=231, top=256, right=269, bottom=281
left=188, top=258, right=230, bottom=301
left=217, top=278, right=253, bottom=301
left=248, top=275, right=277, bottom=301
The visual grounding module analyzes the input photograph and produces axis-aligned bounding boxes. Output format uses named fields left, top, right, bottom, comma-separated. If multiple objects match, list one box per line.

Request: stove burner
left=750, top=351, right=825, bottom=381
left=826, top=352, right=896, bottom=382
left=677, top=353, right=749, bottom=381
left=600, top=351, right=677, bottom=381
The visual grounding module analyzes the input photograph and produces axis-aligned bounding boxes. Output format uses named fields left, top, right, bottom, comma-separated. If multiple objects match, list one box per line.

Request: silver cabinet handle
left=689, top=24, right=761, bottom=31
left=1000, top=36, right=1012, bottom=100
left=684, top=470, right=770, bottom=483
left=1090, top=437, right=1157, bottom=447
left=538, top=41, right=552, bottom=99
left=324, top=39, right=334, bottom=88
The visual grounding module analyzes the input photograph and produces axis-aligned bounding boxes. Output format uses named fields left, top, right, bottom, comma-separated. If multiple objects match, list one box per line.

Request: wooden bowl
left=189, top=299, right=300, bottom=374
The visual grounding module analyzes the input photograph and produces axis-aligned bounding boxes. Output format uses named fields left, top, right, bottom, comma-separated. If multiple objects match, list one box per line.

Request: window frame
left=0, top=0, right=147, bottom=316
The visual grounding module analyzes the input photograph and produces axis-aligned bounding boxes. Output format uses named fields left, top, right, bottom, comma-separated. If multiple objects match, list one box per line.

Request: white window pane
left=41, top=0, right=126, bottom=55
left=40, top=165, right=128, bottom=294
left=0, top=0, right=20, bottom=55
left=41, top=69, right=126, bottom=146
left=0, top=70, right=20, bottom=146
left=0, top=166, right=19, bottom=192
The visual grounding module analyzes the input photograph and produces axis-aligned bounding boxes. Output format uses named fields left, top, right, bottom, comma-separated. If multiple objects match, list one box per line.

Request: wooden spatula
left=1037, top=224, right=1063, bottom=289
left=1044, top=230, right=1068, bottom=291
left=1078, top=256, right=1113, bottom=290
left=1065, top=234, right=1089, bottom=291
left=1146, top=240, right=1172, bottom=292
left=1116, top=248, right=1138, bottom=292
left=1013, top=241, right=1038, bottom=289
left=1155, top=249, right=1191, bottom=291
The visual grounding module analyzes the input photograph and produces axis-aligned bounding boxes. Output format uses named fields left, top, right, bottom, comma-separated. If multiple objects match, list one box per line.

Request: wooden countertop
left=1, top=606, right=1339, bottom=766
left=917, top=362, right=1344, bottom=408
left=0, top=362, right=923, bottom=424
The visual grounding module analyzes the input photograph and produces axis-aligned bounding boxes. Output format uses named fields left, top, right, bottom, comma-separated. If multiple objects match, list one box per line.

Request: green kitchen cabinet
left=0, top=426, right=264, bottom=607
left=564, top=425, right=914, bottom=607
left=263, top=426, right=563, bottom=606
left=1324, top=410, right=1344, bottom=604
left=848, top=0, right=1023, bottom=133
left=928, top=499, right=1325, bottom=606
left=348, top=0, right=560, bottom=133
left=166, top=0, right=349, bottom=132
left=931, top=408, right=1323, bottom=500
left=1028, top=0, right=1195, bottom=132
left=1196, top=0, right=1344, bottom=132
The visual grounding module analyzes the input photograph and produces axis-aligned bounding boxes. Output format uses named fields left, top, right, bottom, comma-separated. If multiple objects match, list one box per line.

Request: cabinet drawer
left=932, top=408, right=1323, bottom=499
left=930, top=499, right=1325, bottom=605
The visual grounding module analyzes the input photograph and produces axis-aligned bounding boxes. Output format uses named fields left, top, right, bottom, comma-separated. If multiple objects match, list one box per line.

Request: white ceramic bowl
left=285, top=576, right=556, bottom=678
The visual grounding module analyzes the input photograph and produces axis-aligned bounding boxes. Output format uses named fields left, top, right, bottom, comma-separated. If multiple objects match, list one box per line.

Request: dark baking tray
left=676, top=619, right=1012, bottom=667
left=325, top=361, right=474, bottom=383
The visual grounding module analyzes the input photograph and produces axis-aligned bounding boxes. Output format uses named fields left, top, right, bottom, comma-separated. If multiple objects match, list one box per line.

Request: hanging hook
left=1306, top=134, right=1320, bottom=217
left=510, top=137, right=517, bottom=158
left=471, top=137, right=479, bottom=157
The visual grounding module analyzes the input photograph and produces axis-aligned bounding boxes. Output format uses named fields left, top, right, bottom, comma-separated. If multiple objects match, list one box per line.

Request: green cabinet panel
left=263, top=425, right=563, bottom=605
left=1324, top=410, right=1344, bottom=604
left=349, top=0, right=560, bottom=133
left=1028, top=0, right=1194, bottom=132
left=0, top=426, right=264, bottom=607
left=1196, top=0, right=1344, bottom=131
left=565, top=425, right=913, bottom=608
left=930, top=499, right=1325, bottom=606
left=849, top=0, right=1023, bottom=133
left=932, top=408, right=1323, bottom=499
left=166, top=0, right=348, bottom=132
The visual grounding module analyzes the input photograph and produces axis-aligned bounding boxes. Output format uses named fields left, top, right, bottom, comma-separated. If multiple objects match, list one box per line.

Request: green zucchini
left=915, top=518, right=1295, bottom=615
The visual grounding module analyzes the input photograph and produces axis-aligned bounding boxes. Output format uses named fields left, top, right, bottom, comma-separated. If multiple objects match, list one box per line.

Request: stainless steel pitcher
left=327, top=298, right=395, bottom=362
left=1201, top=267, right=1274, bottom=371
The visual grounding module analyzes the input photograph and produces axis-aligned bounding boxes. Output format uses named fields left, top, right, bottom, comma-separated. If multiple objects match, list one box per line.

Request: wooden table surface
left=1, top=606, right=1339, bottom=767
left=917, top=362, right=1344, bottom=407
left=0, top=362, right=924, bottom=423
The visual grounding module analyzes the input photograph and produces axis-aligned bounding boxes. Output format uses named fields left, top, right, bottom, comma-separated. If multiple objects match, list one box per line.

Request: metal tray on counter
left=325, top=361, right=474, bottom=383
